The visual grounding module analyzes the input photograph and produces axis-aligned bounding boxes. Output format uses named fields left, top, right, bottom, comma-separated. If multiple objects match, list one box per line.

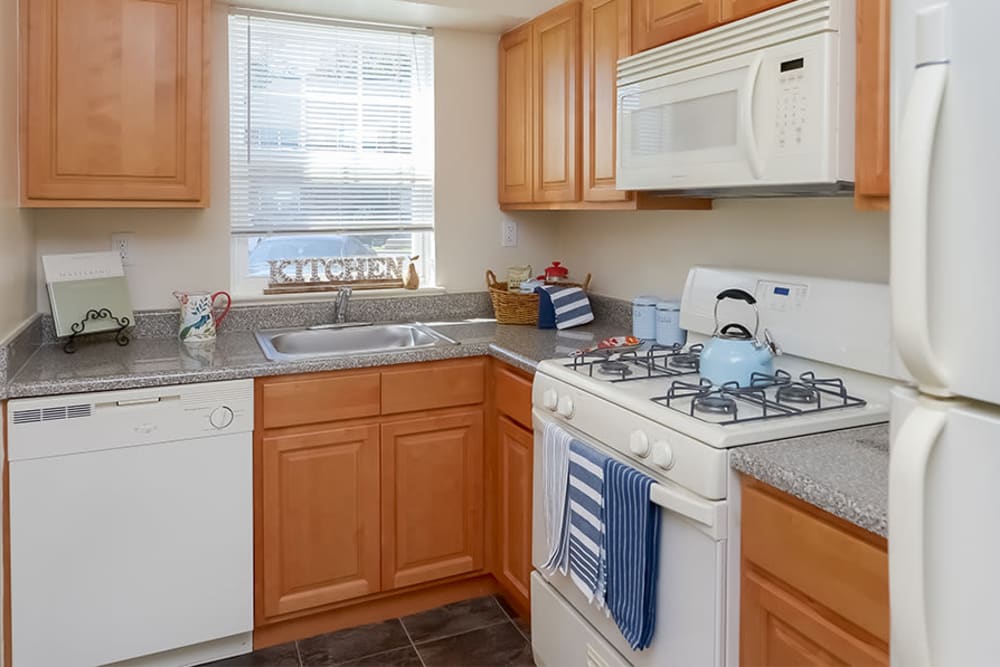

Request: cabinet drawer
left=741, top=482, right=889, bottom=644
left=495, top=364, right=533, bottom=429
left=381, top=359, right=486, bottom=415
left=260, top=371, right=381, bottom=429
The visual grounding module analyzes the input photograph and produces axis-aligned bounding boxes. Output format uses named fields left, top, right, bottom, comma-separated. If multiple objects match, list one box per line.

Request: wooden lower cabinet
left=381, top=410, right=486, bottom=590
left=495, top=416, right=534, bottom=616
left=742, top=570, right=887, bottom=666
left=259, top=424, right=381, bottom=619
left=740, top=478, right=889, bottom=666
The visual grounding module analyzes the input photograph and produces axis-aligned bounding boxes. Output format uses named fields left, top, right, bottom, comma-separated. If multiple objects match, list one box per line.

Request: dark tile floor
left=205, top=596, right=534, bottom=667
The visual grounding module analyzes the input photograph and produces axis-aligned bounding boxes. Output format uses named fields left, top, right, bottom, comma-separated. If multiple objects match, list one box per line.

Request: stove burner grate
left=652, top=370, right=867, bottom=425
left=565, top=343, right=701, bottom=382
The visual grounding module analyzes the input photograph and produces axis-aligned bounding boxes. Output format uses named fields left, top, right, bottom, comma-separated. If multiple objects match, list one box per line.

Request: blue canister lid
left=656, top=300, right=681, bottom=311
left=633, top=295, right=661, bottom=307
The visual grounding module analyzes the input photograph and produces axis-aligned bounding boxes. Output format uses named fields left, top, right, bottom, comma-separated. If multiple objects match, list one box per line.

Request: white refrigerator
left=890, top=2, right=1000, bottom=666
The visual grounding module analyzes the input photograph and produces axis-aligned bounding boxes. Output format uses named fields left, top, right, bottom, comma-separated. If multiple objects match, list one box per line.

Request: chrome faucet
left=333, top=286, right=352, bottom=324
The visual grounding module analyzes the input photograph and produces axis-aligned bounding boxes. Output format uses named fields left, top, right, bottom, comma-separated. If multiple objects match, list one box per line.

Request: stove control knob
left=653, top=441, right=675, bottom=470
left=210, top=406, right=235, bottom=430
left=556, top=395, right=576, bottom=419
left=629, top=431, right=651, bottom=458
left=542, top=389, right=559, bottom=412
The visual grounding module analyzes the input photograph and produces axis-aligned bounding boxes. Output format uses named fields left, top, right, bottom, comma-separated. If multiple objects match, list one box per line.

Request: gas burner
left=599, top=361, right=633, bottom=377
left=670, top=353, right=700, bottom=370
left=776, top=384, right=819, bottom=404
left=694, top=395, right=737, bottom=415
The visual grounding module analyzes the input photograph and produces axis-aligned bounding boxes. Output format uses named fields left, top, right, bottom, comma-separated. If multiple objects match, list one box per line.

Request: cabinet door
left=495, top=417, right=534, bottom=617
left=720, top=0, right=791, bottom=23
left=21, top=0, right=208, bottom=206
left=583, top=0, right=632, bottom=202
left=533, top=2, right=582, bottom=203
left=381, top=410, right=485, bottom=589
left=499, top=24, right=535, bottom=204
left=631, top=0, right=721, bottom=53
left=259, top=424, right=381, bottom=619
left=855, top=0, right=891, bottom=210
left=741, top=569, right=888, bottom=666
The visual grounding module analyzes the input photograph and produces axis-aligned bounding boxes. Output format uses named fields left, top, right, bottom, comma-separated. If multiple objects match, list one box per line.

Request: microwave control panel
left=775, top=56, right=809, bottom=153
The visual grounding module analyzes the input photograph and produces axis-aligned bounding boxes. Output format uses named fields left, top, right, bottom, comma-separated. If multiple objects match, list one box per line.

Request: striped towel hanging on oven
left=604, top=458, right=662, bottom=651
left=567, top=439, right=609, bottom=606
left=540, top=422, right=573, bottom=574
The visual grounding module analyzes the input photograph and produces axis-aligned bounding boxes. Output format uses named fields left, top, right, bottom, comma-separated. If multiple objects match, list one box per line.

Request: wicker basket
left=487, top=270, right=592, bottom=325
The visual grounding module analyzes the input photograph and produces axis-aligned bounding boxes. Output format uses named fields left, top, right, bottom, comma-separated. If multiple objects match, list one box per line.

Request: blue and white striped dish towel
left=604, top=459, right=662, bottom=651
left=567, top=439, right=609, bottom=606
left=541, top=422, right=573, bottom=574
left=541, top=285, right=595, bottom=330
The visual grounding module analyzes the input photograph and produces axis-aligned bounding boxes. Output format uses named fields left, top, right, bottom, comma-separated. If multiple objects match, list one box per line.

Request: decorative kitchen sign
left=264, top=255, right=418, bottom=294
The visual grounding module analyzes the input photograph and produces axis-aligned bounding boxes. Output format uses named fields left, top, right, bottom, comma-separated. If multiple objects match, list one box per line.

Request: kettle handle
left=712, top=289, right=760, bottom=339
left=716, top=289, right=757, bottom=305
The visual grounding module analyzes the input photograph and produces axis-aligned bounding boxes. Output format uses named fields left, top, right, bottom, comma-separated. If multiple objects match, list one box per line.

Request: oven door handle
left=650, top=483, right=727, bottom=540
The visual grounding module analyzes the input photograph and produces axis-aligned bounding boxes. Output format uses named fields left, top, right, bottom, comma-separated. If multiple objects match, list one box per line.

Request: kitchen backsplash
left=557, top=198, right=890, bottom=300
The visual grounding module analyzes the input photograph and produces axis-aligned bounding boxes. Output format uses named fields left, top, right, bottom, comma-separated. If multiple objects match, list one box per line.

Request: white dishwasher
left=7, top=379, right=254, bottom=667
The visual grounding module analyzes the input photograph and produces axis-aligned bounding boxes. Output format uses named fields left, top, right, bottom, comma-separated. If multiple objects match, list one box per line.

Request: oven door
left=531, top=410, right=728, bottom=667
left=616, top=32, right=836, bottom=192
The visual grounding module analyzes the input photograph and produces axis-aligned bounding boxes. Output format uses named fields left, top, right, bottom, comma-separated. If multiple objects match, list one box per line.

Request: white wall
left=0, top=0, right=36, bottom=341
left=31, top=14, right=558, bottom=311
left=557, top=198, right=889, bottom=300
left=433, top=29, right=560, bottom=291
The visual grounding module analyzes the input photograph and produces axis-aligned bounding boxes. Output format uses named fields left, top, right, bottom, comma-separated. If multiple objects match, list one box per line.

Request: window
left=229, top=11, right=435, bottom=294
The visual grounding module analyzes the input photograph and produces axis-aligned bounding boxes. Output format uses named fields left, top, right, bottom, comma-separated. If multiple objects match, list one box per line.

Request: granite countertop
left=4, top=319, right=628, bottom=399
left=730, top=424, right=889, bottom=537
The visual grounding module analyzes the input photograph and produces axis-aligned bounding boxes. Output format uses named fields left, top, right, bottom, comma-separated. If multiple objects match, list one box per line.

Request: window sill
left=231, top=285, right=448, bottom=306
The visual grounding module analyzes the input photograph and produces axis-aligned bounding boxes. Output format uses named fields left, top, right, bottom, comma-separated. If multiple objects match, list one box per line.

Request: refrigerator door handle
left=889, top=404, right=946, bottom=667
left=891, top=61, right=950, bottom=396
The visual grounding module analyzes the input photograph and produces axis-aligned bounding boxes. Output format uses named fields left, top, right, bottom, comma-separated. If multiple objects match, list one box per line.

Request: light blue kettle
left=699, top=289, right=780, bottom=387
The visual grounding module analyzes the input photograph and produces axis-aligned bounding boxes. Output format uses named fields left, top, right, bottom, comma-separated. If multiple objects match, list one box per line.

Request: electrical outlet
left=111, top=233, right=135, bottom=266
left=501, top=218, right=518, bottom=248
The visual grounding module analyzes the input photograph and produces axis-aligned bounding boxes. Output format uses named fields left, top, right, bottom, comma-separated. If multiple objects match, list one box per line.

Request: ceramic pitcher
left=174, top=290, right=231, bottom=344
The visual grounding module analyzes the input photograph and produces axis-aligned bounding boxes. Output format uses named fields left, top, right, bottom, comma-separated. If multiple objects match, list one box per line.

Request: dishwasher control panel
left=7, top=379, right=254, bottom=461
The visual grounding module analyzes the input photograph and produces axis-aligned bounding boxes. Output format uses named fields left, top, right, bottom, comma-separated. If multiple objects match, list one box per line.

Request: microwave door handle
left=892, top=62, right=950, bottom=395
left=889, top=404, right=946, bottom=667
left=741, top=53, right=765, bottom=179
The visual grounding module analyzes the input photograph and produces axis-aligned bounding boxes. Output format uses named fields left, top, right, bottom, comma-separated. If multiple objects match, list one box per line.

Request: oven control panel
left=757, top=280, right=808, bottom=313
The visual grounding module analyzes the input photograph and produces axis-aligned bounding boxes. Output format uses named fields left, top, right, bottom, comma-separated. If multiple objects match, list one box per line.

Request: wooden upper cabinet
left=499, top=24, right=535, bottom=205
left=259, top=424, right=381, bottom=621
left=381, top=410, right=485, bottom=590
left=533, top=2, right=582, bottom=203
left=20, top=0, right=209, bottom=207
left=720, top=0, right=792, bottom=22
left=631, top=0, right=721, bottom=52
left=583, top=0, right=631, bottom=203
left=855, top=0, right=891, bottom=210
left=495, top=416, right=534, bottom=618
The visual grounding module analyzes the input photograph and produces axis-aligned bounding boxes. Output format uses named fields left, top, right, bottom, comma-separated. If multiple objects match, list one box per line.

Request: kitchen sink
left=255, top=322, right=458, bottom=362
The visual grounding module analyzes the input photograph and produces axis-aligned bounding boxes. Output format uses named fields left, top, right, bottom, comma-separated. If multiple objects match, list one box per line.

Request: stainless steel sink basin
left=255, top=323, right=458, bottom=362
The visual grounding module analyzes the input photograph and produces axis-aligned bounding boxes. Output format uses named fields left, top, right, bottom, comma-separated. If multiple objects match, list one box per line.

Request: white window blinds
left=228, top=11, right=435, bottom=235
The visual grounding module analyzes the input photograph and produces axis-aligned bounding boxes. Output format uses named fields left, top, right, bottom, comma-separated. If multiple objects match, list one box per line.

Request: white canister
left=632, top=296, right=659, bottom=340
left=656, top=300, right=687, bottom=348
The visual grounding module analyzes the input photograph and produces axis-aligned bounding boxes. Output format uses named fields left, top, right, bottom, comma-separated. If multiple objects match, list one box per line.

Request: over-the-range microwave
left=616, top=0, right=855, bottom=197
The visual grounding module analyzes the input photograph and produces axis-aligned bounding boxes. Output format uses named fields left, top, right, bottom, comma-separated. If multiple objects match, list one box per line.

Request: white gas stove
left=529, top=268, right=904, bottom=667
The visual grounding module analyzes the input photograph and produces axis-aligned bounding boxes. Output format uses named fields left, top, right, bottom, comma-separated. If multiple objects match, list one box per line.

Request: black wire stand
left=63, top=308, right=132, bottom=354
